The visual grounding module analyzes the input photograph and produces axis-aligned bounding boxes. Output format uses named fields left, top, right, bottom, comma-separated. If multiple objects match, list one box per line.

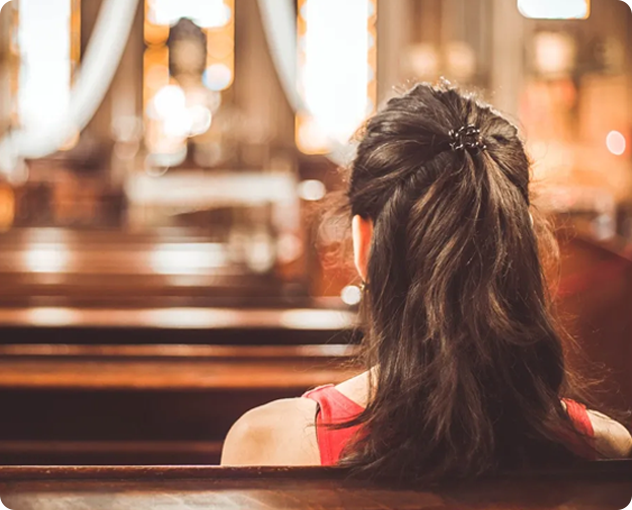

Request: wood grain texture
left=0, top=358, right=359, bottom=391
left=0, top=343, right=360, bottom=390
left=0, top=464, right=629, bottom=510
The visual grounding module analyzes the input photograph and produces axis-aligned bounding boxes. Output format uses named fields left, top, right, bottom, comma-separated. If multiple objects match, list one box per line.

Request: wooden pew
left=0, top=306, right=358, bottom=345
left=0, top=343, right=360, bottom=465
left=0, top=231, right=629, bottom=468
left=0, top=462, right=630, bottom=510
left=0, top=228, right=288, bottom=307
left=0, top=304, right=360, bottom=465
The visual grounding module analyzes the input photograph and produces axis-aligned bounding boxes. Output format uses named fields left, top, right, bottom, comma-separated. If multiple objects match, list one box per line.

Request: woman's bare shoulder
left=587, top=410, right=632, bottom=458
left=220, top=397, right=320, bottom=466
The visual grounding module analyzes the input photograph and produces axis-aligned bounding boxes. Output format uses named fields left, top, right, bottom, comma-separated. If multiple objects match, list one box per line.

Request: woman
left=221, top=84, right=631, bottom=480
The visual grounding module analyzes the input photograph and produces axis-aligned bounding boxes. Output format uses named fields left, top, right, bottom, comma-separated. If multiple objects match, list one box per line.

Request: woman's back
left=222, top=83, right=632, bottom=479
left=221, top=374, right=632, bottom=466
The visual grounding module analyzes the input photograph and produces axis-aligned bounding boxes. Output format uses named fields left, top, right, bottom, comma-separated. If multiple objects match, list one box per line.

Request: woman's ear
left=352, top=215, right=374, bottom=282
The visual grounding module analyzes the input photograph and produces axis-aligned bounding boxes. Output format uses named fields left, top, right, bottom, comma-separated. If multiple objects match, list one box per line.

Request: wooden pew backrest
left=0, top=463, right=630, bottom=510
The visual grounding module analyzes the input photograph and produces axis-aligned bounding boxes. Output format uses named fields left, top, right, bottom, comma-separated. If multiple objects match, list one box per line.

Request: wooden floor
left=0, top=463, right=630, bottom=510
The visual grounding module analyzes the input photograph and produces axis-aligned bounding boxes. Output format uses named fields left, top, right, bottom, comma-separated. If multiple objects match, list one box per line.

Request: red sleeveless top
left=303, top=384, right=596, bottom=466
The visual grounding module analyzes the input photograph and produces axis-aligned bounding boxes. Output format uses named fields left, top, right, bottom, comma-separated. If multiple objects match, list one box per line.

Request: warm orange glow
left=144, top=23, right=169, bottom=47
left=143, top=0, right=170, bottom=45
left=0, top=184, right=15, bottom=231
left=70, top=0, right=81, bottom=78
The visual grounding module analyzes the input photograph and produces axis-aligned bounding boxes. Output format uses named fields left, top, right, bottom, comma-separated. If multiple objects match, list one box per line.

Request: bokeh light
left=340, top=285, right=362, bottom=306
left=297, top=180, right=326, bottom=202
left=202, top=64, right=233, bottom=91
left=606, top=131, right=627, bottom=156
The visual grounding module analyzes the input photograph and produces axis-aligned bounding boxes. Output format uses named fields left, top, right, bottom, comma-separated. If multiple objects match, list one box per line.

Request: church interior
left=0, top=0, right=630, bottom=508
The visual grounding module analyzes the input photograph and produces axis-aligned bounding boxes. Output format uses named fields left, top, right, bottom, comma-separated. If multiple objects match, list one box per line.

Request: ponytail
left=342, top=83, right=580, bottom=482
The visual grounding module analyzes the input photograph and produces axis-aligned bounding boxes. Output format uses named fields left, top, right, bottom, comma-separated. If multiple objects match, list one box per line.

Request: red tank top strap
left=302, top=385, right=364, bottom=466
left=561, top=398, right=596, bottom=459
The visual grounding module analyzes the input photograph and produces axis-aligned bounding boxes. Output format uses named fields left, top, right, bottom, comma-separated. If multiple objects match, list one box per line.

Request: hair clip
left=449, top=125, right=487, bottom=153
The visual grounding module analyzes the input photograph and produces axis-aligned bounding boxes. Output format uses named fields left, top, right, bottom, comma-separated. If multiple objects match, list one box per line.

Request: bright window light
left=297, top=0, right=377, bottom=154
left=518, top=0, right=590, bottom=19
left=148, top=0, right=231, bottom=28
left=18, top=0, right=73, bottom=133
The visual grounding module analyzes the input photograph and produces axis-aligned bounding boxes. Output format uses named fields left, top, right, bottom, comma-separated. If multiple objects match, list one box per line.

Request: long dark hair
left=341, top=83, right=587, bottom=482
